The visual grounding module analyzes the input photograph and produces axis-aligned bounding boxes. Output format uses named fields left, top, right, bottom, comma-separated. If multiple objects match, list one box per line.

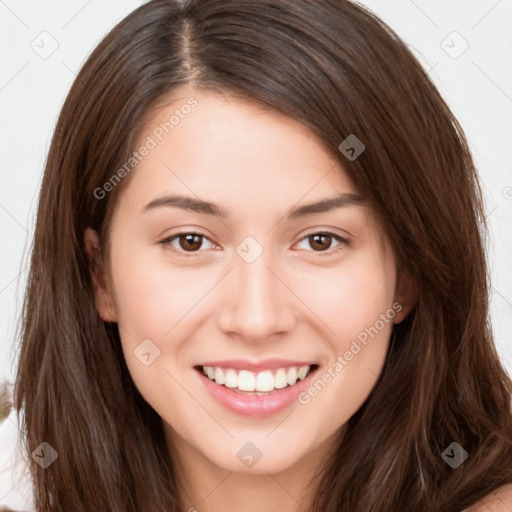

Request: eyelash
left=158, top=230, right=350, bottom=257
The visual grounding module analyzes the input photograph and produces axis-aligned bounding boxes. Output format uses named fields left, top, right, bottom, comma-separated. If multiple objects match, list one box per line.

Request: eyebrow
left=143, top=192, right=366, bottom=220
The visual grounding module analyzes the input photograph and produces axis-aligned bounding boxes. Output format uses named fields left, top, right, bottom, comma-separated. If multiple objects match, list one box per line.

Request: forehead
left=118, top=87, right=359, bottom=215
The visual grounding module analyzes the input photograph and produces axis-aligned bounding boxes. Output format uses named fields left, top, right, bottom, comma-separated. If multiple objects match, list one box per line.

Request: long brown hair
left=14, top=0, right=512, bottom=510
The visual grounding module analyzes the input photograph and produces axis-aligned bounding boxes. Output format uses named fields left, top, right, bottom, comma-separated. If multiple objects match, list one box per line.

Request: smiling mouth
left=194, top=364, right=319, bottom=395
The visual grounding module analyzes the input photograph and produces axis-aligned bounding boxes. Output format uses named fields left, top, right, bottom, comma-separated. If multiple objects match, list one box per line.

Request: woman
left=2, top=0, right=511, bottom=510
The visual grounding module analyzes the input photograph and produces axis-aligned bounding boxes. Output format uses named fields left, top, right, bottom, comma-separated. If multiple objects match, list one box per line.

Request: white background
left=1, top=0, right=511, bottom=383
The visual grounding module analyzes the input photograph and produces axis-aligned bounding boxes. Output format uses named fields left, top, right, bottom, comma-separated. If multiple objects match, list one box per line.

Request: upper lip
left=195, top=358, right=317, bottom=372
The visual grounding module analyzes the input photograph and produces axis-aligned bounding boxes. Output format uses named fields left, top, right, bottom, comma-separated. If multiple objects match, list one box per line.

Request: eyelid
left=159, top=229, right=351, bottom=256
left=159, top=230, right=217, bottom=254
left=299, top=228, right=351, bottom=243
left=293, top=230, right=350, bottom=256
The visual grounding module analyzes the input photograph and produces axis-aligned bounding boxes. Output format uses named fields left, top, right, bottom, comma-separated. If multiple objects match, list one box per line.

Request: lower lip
left=195, top=366, right=318, bottom=418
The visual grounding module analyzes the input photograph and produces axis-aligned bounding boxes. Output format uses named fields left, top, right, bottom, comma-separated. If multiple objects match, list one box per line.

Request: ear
left=83, top=227, right=118, bottom=323
left=392, top=271, right=418, bottom=324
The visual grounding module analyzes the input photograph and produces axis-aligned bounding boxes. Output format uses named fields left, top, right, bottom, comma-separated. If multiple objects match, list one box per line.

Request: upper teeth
left=202, top=365, right=311, bottom=392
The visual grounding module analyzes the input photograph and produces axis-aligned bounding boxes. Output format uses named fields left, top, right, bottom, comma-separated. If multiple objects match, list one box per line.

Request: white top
left=0, top=407, right=35, bottom=512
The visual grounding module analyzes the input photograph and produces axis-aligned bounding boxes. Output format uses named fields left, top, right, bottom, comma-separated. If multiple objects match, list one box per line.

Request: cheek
left=295, top=255, right=396, bottom=422
left=108, top=242, right=198, bottom=406
left=295, top=251, right=396, bottom=345
left=109, top=242, right=207, bottom=341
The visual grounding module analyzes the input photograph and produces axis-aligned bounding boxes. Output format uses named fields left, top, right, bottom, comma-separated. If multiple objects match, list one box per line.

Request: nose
left=216, top=245, right=297, bottom=343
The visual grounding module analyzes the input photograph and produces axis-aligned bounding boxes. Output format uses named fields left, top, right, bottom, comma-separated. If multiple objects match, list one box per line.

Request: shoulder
left=0, top=397, right=35, bottom=512
left=464, top=483, right=512, bottom=511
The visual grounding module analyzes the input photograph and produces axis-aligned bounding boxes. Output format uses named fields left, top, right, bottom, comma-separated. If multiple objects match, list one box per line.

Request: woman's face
left=86, top=86, right=412, bottom=475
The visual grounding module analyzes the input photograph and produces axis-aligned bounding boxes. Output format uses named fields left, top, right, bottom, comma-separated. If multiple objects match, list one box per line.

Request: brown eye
left=178, top=234, right=203, bottom=251
left=295, top=231, right=349, bottom=255
left=309, top=233, right=333, bottom=251
left=160, top=232, right=215, bottom=253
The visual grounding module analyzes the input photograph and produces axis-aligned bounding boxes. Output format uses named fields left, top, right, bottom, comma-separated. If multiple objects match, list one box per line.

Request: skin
left=84, top=86, right=416, bottom=512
